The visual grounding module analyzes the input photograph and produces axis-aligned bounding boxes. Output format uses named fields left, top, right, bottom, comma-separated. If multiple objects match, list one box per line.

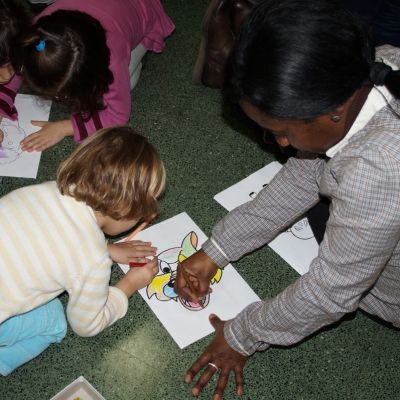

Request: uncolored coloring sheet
left=0, top=94, right=51, bottom=179
left=118, top=212, right=260, bottom=349
left=214, top=162, right=319, bottom=275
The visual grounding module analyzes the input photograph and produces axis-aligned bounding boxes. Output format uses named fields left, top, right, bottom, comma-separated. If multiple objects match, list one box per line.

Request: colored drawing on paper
left=147, top=231, right=223, bottom=311
left=0, top=120, right=26, bottom=165
left=118, top=212, right=260, bottom=348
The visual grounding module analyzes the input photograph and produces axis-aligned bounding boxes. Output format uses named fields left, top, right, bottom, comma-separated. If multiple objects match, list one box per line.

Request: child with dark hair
left=0, top=0, right=31, bottom=145
left=12, top=0, right=174, bottom=152
left=0, top=126, right=166, bottom=375
left=174, top=0, right=400, bottom=397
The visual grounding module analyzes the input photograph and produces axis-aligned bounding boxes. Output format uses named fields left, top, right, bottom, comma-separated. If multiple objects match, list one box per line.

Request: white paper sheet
left=118, top=212, right=260, bottom=349
left=0, top=94, right=51, bottom=178
left=214, top=162, right=319, bottom=275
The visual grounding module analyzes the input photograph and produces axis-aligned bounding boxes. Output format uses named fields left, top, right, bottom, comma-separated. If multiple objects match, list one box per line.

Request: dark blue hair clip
left=35, top=39, right=46, bottom=52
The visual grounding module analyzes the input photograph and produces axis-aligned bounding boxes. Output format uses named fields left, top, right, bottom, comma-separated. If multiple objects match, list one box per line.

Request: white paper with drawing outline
left=214, top=162, right=319, bottom=275
left=118, top=212, right=260, bottom=349
left=0, top=94, right=51, bottom=178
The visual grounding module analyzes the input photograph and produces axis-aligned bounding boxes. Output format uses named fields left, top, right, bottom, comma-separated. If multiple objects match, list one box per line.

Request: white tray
left=50, top=376, right=105, bottom=400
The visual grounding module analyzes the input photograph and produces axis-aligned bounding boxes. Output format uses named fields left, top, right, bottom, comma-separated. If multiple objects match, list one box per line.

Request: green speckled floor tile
left=1, top=1, right=400, bottom=399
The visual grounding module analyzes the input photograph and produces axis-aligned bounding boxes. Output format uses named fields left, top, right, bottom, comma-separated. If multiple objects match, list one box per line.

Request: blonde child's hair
left=57, top=126, right=166, bottom=221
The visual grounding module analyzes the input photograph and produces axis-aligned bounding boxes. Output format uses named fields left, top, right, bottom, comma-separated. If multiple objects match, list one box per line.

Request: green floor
left=1, top=1, right=400, bottom=399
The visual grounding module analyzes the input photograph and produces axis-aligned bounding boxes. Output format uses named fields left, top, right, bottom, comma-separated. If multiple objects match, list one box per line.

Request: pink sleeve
left=71, top=54, right=131, bottom=143
left=0, top=74, right=22, bottom=121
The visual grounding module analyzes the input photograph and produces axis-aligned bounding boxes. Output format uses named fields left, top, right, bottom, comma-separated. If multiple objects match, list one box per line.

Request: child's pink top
left=0, top=0, right=175, bottom=142
left=0, top=74, right=21, bottom=121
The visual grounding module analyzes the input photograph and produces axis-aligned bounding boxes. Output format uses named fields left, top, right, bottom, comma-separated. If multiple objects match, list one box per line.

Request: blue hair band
left=35, top=39, right=46, bottom=52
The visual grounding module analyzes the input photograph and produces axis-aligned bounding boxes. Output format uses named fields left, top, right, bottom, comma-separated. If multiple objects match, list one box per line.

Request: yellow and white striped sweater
left=0, top=182, right=128, bottom=337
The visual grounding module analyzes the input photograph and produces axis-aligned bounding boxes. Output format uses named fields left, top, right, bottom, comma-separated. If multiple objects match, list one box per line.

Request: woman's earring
left=331, top=115, right=341, bottom=123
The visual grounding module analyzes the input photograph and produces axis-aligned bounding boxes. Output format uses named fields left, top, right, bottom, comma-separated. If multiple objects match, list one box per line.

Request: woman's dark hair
left=19, top=10, right=113, bottom=114
left=229, top=0, right=400, bottom=120
left=0, top=0, right=31, bottom=67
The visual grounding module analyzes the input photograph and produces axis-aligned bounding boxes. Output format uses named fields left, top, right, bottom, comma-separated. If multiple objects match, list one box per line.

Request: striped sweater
left=0, top=181, right=128, bottom=337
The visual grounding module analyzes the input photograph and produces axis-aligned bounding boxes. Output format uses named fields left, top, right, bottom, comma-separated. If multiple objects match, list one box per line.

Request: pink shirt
left=0, top=0, right=174, bottom=142
left=0, top=74, right=21, bottom=121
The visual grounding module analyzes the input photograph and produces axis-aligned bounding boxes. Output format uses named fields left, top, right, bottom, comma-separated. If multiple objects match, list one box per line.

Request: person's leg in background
left=0, top=298, right=67, bottom=376
left=346, top=0, right=400, bottom=47
left=129, top=44, right=147, bottom=90
left=193, top=0, right=258, bottom=89
left=373, top=0, right=400, bottom=47
left=346, top=0, right=383, bottom=20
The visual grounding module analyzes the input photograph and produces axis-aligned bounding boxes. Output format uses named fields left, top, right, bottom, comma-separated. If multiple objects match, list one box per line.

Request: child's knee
left=0, top=299, right=67, bottom=376
left=0, top=298, right=67, bottom=345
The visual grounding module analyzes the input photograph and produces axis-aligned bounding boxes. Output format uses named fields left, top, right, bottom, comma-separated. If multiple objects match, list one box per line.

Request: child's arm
left=67, top=256, right=158, bottom=337
left=107, top=240, right=157, bottom=265
left=0, top=74, right=21, bottom=121
left=115, top=258, right=159, bottom=298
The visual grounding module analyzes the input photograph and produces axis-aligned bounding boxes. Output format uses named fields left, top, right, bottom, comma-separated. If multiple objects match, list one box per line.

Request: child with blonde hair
left=0, top=126, right=166, bottom=375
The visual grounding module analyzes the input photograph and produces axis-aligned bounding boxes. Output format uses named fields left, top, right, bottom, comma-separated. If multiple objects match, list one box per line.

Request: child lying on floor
left=0, top=126, right=166, bottom=375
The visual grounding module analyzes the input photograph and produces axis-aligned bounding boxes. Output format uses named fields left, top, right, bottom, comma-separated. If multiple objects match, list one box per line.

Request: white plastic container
left=50, top=376, right=105, bottom=400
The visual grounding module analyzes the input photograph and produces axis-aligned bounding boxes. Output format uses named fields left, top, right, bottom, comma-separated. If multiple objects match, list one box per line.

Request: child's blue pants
left=0, top=298, right=67, bottom=376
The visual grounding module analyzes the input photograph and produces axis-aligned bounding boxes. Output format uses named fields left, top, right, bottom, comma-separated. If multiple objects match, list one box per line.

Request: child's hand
left=115, top=258, right=159, bottom=297
left=108, top=240, right=157, bottom=264
left=20, top=119, right=73, bottom=152
left=127, top=258, right=159, bottom=289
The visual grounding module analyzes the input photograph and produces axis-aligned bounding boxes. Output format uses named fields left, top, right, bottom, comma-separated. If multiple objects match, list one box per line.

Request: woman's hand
left=115, top=257, right=159, bottom=297
left=184, top=314, right=249, bottom=399
left=108, top=240, right=157, bottom=264
left=20, top=119, right=73, bottom=152
left=174, top=250, right=219, bottom=303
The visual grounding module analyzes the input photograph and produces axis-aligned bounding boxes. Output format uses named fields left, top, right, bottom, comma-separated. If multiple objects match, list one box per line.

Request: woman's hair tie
left=369, top=61, right=392, bottom=86
left=35, top=39, right=46, bottom=52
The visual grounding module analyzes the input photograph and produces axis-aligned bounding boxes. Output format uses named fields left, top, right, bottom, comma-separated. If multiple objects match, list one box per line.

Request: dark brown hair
left=57, top=126, right=166, bottom=221
left=20, top=10, right=113, bottom=114
left=229, top=0, right=382, bottom=119
left=0, top=0, right=31, bottom=67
